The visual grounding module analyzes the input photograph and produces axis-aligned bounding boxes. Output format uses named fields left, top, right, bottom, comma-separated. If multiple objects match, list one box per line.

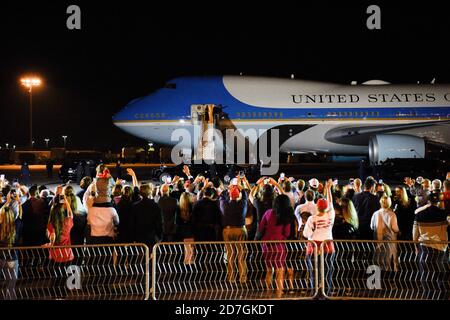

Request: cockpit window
left=165, top=83, right=176, bottom=89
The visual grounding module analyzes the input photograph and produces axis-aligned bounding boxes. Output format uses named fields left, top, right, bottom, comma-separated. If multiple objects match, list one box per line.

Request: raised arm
left=127, top=168, right=139, bottom=188
left=325, top=179, right=334, bottom=211
left=269, top=178, right=284, bottom=195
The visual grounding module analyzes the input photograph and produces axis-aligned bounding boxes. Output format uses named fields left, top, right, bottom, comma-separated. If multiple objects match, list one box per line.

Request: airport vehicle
left=58, top=159, right=99, bottom=183
left=113, top=76, right=450, bottom=164
left=152, top=163, right=260, bottom=184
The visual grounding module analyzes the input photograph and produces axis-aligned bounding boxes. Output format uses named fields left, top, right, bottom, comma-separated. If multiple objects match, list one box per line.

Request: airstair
left=191, top=104, right=217, bottom=161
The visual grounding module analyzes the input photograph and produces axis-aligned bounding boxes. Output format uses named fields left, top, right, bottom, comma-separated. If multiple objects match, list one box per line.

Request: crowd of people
left=0, top=163, right=449, bottom=296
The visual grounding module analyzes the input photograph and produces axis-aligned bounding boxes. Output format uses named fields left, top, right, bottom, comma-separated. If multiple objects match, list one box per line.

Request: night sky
left=1, top=2, right=449, bottom=151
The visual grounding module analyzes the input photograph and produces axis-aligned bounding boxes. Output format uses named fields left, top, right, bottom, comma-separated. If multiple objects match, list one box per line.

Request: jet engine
left=369, top=134, right=425, bottom=164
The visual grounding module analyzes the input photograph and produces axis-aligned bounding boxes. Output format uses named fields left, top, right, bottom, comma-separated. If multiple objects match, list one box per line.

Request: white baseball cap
left=309, top=178, right=319, bottom=189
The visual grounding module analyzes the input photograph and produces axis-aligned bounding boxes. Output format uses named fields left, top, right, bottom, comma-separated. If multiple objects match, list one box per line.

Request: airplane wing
left=324, top=119, right=450, bottom=146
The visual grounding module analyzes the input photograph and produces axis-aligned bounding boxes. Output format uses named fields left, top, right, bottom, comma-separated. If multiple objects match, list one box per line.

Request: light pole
left=44, top=138, right=50, bottom=149
left=20, top=76, right=42, bottom=149
left=62, top=135, right=68, bottom=148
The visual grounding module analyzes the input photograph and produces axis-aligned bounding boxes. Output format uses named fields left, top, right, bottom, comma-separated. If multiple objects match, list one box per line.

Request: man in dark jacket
left=130, top=184, right=163, bottom=249
left=353, top=178, right=380, bottom=240
left=158, top=184, right=178, bottom=242
left=191, top=187, right=222, bottom=241
left=22, top=185, right=49, bottom=246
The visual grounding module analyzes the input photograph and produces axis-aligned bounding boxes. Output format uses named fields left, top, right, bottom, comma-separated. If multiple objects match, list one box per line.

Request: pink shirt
left=259, top=209, right=291, bottom=241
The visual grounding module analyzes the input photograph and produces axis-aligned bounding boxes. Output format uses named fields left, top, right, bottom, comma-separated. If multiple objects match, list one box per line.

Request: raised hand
left=182, top=165, right=190, bottom=177
left=126, top=168, right=136, bottom=177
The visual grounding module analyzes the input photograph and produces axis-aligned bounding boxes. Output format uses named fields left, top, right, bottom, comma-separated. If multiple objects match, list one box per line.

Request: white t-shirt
left=370, top=208, right=399, bottom=241
left=303, top=209, right=335, bottom=241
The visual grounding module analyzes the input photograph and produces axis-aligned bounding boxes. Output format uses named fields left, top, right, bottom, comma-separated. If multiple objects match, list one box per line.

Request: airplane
left=113, top=76, right=450, bottom=164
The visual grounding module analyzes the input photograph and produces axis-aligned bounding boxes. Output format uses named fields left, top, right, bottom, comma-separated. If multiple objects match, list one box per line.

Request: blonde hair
left=340, top=198, right=359, bottom=229
left=380, top=195, right=392, bottom=209
left=354, top=178, right=362, bottom=190
left=140, top=183, right=154, bottom=198
left=396, top=186, right=409, bottom=207
left=0, top=205, right=16, bottom=246
left=179, top=192, right=192, bottom=222
left=382, top=183, right=392, bottom=198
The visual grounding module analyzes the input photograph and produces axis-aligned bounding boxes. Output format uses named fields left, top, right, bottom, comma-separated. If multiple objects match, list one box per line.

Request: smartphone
left=264, top=179, right=269, bottom=185
left=232, top=178, right=238, bottom=185
left=280, top=173, right=285, bottom=180
left=166, top=177, right=172, bottom=183
left=333, top=178, right=338, bottom=186
left=379, top=179, right=383, bottom=184
left=0, top=174, right=4, bottom=181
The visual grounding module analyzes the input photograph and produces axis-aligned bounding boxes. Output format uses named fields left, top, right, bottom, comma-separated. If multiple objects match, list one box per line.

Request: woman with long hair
left=250, top=180, right=275, bottom=240
left=259, top=194, right=295, bottom=295
left=392, top=186, right=416, bottom=240
left=0, top=190, right=22, bottom=299
left=47, top=191, right=74, bottom=264
left=64, top=185, right=86, bottom=246
left=333, top=197, right=359, bottom=239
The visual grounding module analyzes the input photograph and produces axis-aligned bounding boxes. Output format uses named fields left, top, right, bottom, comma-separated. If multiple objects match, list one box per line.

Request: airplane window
left=156, top=113, right=160, bottom=118
left=247, top=112, right=251, bottom=118
left=268, top=112, right=272, bottom=117
left=145, top=113, right=149, bottom=118
left=165, top=83, right=176, bottom=89
left=279, top=112, right=283, bottom=118
left=365, top=112, right=369, bottom=116
left=274, top=112, right=278, bottom=118
left=161, top=113, right=165, bottom=117
left=258, top=112, right=261, bottom=117
left=237, top=112, right=240, bottom=117
left=252, top=112, right=256, bottom=117
left=263, top=112, right=267, bottom=117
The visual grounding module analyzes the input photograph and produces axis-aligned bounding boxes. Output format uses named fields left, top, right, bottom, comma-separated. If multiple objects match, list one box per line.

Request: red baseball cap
left=316, top=198, right=328, bottom=211
left=229, top=186, right=241, bottom=200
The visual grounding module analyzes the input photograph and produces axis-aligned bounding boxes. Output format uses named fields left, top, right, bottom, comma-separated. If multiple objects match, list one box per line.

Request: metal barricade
left=0, top=244, right=150, bottom=300
left=320, top=240, right=450, bottom=300
left=152, top=240, right=318, bottom=300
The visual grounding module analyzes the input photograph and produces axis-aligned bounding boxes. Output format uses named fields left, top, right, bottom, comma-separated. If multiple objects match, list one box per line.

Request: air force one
left=113, top=76, right=450, bottom=163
